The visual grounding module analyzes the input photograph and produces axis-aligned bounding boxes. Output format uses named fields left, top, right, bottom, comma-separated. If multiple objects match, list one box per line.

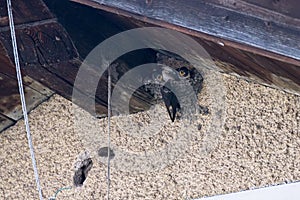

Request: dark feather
left=160, top=67, right=203, bottom=122
left=160, top=84, right=180, bottom=122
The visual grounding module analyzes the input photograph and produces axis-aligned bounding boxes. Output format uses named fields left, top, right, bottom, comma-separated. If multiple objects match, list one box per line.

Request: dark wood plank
left=242, top=0, right=300, bottom=19
left=0, top=0, right=109, bottom=117
left=0, top=113, right=15, bottom=133
left=0, top=41, right=53, bottom=97
left=0, top=0, right=53, bottom=27
left=71, top=0, right=300, bottom=95
left=0, top=72, right=49, bottom=120
left=192, top=37, right=300, bottom=93
left=72, top=0, right=300, bottom=66
left=0, top=40, right=16, bottom=76
left=207, top=0, right=300, bottom=28
left=22, top=76, right=54, bottom=97
left=0, top=9, right=108, bottom=116
left=44, top=0, right=137, bottom=58
left=39, top=58, right=155, bottom=116
left=0, top=22, right=78, bottom=66
left=23, top=59, right=108, bottom=117
left=0, top=56, right=102, bottom=119
left=0, top=49, right=53, bottom=127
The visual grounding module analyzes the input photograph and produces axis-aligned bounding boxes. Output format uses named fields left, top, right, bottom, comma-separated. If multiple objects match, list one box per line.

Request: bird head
left=153, top=66, right=191, bottom=84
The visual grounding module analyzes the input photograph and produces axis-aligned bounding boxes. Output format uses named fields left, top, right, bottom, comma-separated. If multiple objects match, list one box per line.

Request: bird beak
left=160, top=86, right=180, bottom=122
left=166, top=103, right=177, bottom=122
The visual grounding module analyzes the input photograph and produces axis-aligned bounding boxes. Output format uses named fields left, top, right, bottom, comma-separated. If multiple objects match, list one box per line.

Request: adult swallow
left=160, top=66, right=201, bottom=122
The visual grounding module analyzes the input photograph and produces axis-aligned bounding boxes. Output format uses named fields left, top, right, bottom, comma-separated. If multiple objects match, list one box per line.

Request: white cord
left=107, top=66, right=112, bottom=200
left=6, top=0, right=43, bottom=199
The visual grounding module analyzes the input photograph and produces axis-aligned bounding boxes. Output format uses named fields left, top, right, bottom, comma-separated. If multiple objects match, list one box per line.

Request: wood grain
left=0, top=113, right=14, bottom=132
left=72, top=0, right=300, bottom=66
left=243, top=0, right=300, bottom=19
left=0, top=22, right=78, bottom=66
left=71, top=0, right=300, bottom=94
left=0, top=72, right=49, bottom=120
left=0, top=0, right=53, bottom=27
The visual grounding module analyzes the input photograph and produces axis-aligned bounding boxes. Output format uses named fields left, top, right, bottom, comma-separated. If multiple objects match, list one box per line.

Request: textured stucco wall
left=0, top=74, right=299, bottom=200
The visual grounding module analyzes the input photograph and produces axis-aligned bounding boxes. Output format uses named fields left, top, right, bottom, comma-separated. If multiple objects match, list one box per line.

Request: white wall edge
left=196, top=182, right=300, bottom=200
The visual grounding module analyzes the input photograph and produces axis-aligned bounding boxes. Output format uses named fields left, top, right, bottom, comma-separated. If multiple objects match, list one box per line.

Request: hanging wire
left=49, top=186, right=72, bottom=200
left=6, top=0, right=43, bottom=199
left=106, top=66, right=112, bottom=200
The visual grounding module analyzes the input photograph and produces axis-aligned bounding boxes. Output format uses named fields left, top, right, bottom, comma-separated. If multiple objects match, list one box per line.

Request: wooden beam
left=0, top=72, right=50, bottom=120
left=0, top=0, right=53, bottom=27
left=71, top=0, right=300, bottom=95
left=207, top=0, right=300, bottom=27
left=0, top=113, right=15, bottom=133
left=24, top=59, right=109, bottom=116
left=0, top=40, right=54, bottom=97
left=0, top=6, right=108, bottom=117
left=0, top=22, right=79, bottom=66
left=0, top=1, right=159, bottom=117
left=71, top=0, right=300, bottom=66
left=0, top=0, right=105, bottom=120
left=0, top=38, right=54, bottom=122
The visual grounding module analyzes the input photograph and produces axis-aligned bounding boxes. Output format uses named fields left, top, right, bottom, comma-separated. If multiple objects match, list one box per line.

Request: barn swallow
left=159, top=67, right=193, bottom=122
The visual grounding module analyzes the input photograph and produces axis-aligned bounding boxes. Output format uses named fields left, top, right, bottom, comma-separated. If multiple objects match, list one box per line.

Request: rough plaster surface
left=0, top=74, right=299, bottom=200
